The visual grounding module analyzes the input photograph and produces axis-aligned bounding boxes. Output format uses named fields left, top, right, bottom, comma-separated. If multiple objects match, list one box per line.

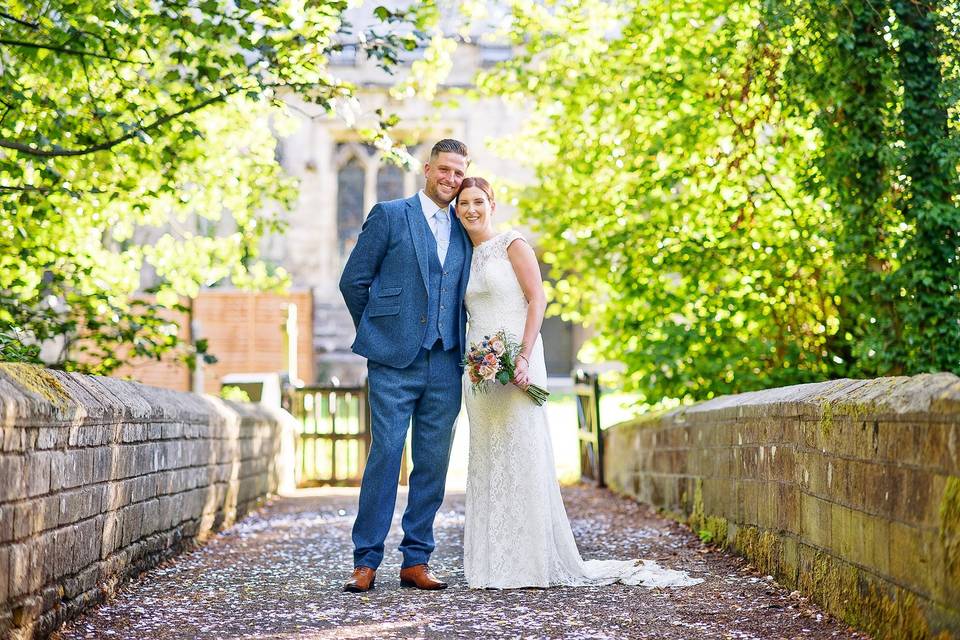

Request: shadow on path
left=52, top=485, right=868, bottom=639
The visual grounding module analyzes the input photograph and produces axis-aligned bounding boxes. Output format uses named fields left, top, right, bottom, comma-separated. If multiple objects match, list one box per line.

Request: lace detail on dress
left=462, top=228, right=704, bottom=590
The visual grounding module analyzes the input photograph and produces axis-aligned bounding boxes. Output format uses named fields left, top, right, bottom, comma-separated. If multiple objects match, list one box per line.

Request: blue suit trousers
left=352, top=343, right=462, bottom=569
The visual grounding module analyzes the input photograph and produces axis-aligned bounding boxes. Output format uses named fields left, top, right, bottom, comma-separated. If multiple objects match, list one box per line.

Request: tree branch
left=0, top=87, right=250, bottom=157
left=0, top=12, right=39, bottom=29
left=0, top=38, right=143, bottom=64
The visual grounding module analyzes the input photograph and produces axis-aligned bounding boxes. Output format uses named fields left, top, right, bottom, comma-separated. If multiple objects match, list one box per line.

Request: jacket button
left=420, top=316, right=426, bottom=324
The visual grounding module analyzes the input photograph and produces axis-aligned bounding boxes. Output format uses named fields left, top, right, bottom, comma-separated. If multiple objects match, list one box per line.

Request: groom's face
left=424, top=152, right=468, bottom=205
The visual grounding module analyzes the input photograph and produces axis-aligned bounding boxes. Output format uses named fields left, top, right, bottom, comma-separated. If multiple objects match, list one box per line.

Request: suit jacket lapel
left=405, top=195, right=430, bottom=290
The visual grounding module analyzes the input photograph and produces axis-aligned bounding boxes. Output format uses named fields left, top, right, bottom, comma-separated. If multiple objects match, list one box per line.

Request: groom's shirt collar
left=418, top=190, right=450, bottom=221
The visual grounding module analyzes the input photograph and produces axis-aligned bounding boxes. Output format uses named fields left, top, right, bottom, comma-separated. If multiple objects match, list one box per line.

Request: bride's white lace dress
left=462, top=229, right=703, bottom=590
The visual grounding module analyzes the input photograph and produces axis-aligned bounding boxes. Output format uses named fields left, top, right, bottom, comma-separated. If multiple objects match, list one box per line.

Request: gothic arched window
left=337, top=157, right=365, bottom=260
left=376, top=164, right=405, bottom=202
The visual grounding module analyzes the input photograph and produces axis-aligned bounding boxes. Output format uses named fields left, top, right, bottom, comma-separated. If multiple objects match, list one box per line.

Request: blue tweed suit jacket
left=338, top=194, right=472, bottom=369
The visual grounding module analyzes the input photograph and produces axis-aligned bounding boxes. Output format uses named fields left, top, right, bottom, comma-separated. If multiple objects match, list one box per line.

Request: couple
left=338, top=139, right=701, bottom=592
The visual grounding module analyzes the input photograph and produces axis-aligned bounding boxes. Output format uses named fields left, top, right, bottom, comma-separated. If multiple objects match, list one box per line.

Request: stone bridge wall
left=605, top=372, right=960, bottom=639
left=0, top=364, right=296, bottom=639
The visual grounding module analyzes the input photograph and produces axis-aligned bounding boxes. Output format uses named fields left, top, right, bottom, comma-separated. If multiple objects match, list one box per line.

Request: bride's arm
left=507, top=237, right=546, bottom=387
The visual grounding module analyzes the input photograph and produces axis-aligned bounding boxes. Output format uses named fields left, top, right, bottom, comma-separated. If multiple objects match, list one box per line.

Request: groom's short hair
left=430, top=138, right=469, bottom=164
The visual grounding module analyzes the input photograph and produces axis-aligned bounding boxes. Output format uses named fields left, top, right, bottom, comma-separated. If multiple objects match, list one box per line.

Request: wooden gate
left=574, top=371, right=604, bottom=487
left=285, top=383, right=409, bottom=487
left=286, top=384, right=370, bottom=487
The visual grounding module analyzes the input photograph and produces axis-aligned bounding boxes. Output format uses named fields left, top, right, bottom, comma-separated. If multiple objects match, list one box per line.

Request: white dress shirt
left=418, top=190, right=451, bottom=265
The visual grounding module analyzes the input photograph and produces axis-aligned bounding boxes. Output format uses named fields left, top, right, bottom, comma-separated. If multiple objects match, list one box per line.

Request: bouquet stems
left=523, top=383, right=550, bottom=406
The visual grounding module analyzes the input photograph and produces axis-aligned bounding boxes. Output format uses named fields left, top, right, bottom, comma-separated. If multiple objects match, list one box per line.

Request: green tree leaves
left=481, top=0, right=959, bottom=403
left=0, top=1, right=430, bottom=374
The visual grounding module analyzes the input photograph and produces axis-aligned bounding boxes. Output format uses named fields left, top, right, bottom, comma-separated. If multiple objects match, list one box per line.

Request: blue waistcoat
left=420, top=214, right=465, bottom=351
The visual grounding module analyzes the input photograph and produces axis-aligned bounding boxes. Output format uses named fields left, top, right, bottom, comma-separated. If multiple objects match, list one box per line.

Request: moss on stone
left=817, top=396, right=873, bottom=439
left=794, top=549, right=951, bottom=640
left=685, top=478, right=730, bottom=546
left=734, top=525, right=781, bottom=574
left=0, top=363, right=69, bottom=405
left=940, top=476, right=960, bottom=583
left=819, top=400, right=834, bottom=436
left=701, top=515, right=729, bottom=546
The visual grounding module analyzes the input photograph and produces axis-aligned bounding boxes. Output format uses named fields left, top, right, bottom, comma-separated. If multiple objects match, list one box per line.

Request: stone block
left=120, top=423, right=148, bottom=443
left=32, top=529, right=58, bottom=587
left=63, top=564, right=99, bottom=599
left=101, top=478, right=133, bottom=513
left=36, top=427, right=69, bottom=450
left=90, top=446, right=112, bottom=483
left=140, top=499, right=160, bottom=538
left=755, top=481, right=778, bottom=531
left=919, top=421, right=960, bottom=472
left=24, top=451, right=52, bottom=498
left=878, top=421, right=923, bottom=466
left=50, top=449, right=94, bottom=492
left=776, top=483, right=801, bottom=535
left=0, top=504, right=12, bottom=544
left=1, top=427, right=26, bottom=452
left=858, top=461, right=893, bottom=519
left=888, top=467, right=937, bottom=527
left=7, top=542, right=33, bottom=598
left=121, top=502, right=144, bottom=546
left=72, top=516, right=102, bottom=574
left=0, top=455, right=25, bottom=501
left=800, top=491, right=832, bottom=550
left=58, top=486, right=104, bottom=527
left=767, top=445, right=795, bottom=483
left=130, top=475, right=157, bottom=504
left=13, top=496, right=58, bottom=539
left=110, top=445, right=137, bottom=480
left=888, top=521, right=937, bottom=599
left=161, top=423, right=184, bottom=440
left=156, top=441, right=181, bottom=472
left=0, top=545, right=8, bottom=605
left=774, top=534, right=800, bottom=585
left=100, top=511, right=123, bottom=560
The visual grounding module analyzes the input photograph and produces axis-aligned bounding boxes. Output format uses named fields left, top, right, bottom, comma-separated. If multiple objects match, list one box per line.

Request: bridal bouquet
left=462, top=330, right=550, bottom=405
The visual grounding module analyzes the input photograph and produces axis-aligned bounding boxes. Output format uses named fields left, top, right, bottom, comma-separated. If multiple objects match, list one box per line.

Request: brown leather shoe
left=343, top=566, right=376, bottom=592
left=399, top=564, right=448, bottom=590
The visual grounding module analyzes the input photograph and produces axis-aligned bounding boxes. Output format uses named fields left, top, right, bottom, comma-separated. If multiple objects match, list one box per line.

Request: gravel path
left=53, top=485, right=869, bottom=639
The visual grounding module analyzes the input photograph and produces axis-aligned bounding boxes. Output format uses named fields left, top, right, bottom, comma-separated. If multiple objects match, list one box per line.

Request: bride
left=455, top=177, right=702, bottom=590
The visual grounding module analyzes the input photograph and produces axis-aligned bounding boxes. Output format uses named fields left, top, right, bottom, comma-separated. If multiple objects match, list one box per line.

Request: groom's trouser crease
left=352, top=342, right=461, bottom=570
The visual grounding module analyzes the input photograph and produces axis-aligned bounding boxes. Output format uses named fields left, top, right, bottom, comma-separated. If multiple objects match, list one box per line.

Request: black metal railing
left=573, top=370, right=604, bottom=487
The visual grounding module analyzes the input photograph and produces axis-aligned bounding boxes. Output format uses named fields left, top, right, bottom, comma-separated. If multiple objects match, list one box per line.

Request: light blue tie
left=435, top=208, right=449, bottom=265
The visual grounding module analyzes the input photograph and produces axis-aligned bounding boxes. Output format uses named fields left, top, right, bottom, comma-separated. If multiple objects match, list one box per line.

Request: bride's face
left=456, top=186, right=495, bottom=234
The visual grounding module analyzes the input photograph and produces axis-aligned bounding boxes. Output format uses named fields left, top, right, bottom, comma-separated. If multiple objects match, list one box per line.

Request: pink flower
left=483, top=352, right=499, bottom=366
left=488, top=336, right=506, bottom=356
left=478, top=364, right=498, bottom=381
left=468, top=368, right=481, bottom=384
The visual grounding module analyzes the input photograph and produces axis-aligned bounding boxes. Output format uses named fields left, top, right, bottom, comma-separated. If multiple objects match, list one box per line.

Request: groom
left=338, top=139, right=472, bottom=592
